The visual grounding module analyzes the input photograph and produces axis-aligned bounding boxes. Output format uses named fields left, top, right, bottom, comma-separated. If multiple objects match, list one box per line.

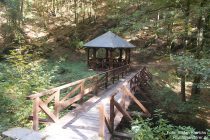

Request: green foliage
left=70, top=39, right=84, bottom=50
left=173, top=55, right=210, bottom=87
left=0, top=51, right=95, bottom=132
left=4, top=0, right=23, bottom=25
left=130, top=109, right=196, bottom=140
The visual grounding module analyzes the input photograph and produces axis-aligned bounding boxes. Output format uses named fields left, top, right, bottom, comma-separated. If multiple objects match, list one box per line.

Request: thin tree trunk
left=181, top=74, right=186, bottom=102
left=179, top=0, right=190, bottom=99
left=183, top=0, right=190, bottom=51
left=74, top=0, right=78, bottom=24
left=191, top=0, right=207, bottom=95
left=20, top=0, right=24, bottom=26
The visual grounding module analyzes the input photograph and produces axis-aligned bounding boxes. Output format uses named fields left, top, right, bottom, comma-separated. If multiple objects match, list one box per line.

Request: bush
left=130, top=109, right=197, bottom=140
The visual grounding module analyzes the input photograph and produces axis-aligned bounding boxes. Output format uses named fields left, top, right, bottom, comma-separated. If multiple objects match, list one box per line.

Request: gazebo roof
left=84, top=31, right=136, bottom=48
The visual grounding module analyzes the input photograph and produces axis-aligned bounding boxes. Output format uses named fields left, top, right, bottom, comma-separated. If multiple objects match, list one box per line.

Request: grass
left=47, top=59, right=96, bottom=86
left=0, top=58, right=96, bottom=133
left=148, top=64, right=210, bottom=130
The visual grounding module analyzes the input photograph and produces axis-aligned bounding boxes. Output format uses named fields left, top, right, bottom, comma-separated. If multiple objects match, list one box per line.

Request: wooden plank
left=60, top=83, right=81, bottom=102
left=105, top=116, right=112, bottom=134
left=27, top=65, right=130, bottom=100
left=27, top=90, right=57, bottom=100
left=29, top=116, right=52, bottom=123
left=121, top=86, right=151, bottom=116
left=60, top=93, right=84, bottom=110
left=113, top=100, right=132, bottom=121
left=113, top=131, right=132, bottom=139
left=44, top=94, right=55, bottom=105
left=38, top=99, right=58, bottom=122
left=35, top=71, right=135, bottom=139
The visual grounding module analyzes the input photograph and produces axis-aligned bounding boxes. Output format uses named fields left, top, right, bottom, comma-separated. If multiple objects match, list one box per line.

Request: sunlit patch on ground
left=23, top=24, right=48, bottom=39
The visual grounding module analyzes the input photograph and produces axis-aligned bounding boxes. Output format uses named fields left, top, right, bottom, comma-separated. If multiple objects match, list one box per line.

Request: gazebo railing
left=88, top=58, right=127, bottom=70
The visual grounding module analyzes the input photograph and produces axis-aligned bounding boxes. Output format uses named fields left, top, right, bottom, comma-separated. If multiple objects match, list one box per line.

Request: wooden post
left=125, top=49, right=128, bottom=64
left=99, top=104, right=105, bottom=138
left=128, top=49, right=131, bottom=64
left=87, top=48, right=90, bottom=67
left=113, top=100, right=132, bottom=121
left=33, top=97, right=39, bottom=131
left=93, top=48, right=97, bottom=69
left=110, top=95, right=115, bottom=133
left=54, top=90, right=60, bottom=119
left=105, top=72, right=108, bottom=88
left=121, top=86, right=151, bottom=116
left=109, top=49, right=113, bottom=69
left=112, top=70, right=115, bottom=84
left=181, top=74, right=186, bottom=102
left=106, top=48, right=109, bottom=64
left=94, top=76, right=99, bottom=95
left=80, top=81, right=85, bottom=103
left=119, top=49, right=123, bottom=66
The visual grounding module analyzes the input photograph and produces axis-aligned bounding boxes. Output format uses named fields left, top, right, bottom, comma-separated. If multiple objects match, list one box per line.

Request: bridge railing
left=99, top=66, right=152, bottom=138
left=27, top=64, right=130, bottom=130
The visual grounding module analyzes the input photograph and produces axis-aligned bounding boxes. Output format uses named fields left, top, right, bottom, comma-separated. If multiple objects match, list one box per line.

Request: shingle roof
left=84, top=31, right=135, bottom=48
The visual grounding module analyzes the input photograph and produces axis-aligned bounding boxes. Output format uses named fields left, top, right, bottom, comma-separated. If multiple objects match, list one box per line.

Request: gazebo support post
left=93, top=48, right=97, bottom=70
left=109, top=49, right=113, bottom=69
left=87, top=48, right=90, bottom=67
left=128, top=48, right=131, bottom=64
left=119, top=49, right=123, bottom=66
left=125, top=49, right=128, bottom=64
left=106, top=48, right=109, bottom=66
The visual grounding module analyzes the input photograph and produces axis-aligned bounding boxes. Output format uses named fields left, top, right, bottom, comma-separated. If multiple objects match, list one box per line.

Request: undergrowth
left=129, top=109, right=200, bottom=140
left=0, top=52, right=95, bottom=133
left=149, top=65, right=210, bottom=129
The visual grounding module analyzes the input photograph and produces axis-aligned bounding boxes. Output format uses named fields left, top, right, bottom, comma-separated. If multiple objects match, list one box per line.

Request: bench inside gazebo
left=84, top=31, right=136, bottom=70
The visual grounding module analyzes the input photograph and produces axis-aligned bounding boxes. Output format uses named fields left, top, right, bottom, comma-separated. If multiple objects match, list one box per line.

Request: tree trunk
left=191, top=0, right=207, bottom=95
left=183, top=0, right=190, bottom=51
left=179, top=0, right=190, bottom=99
left=20, top=0, right=24, bottom=26
left=74, top=0, right=78, bottom=24
left=191, top=75, right=201, bottom=94
left=181, top=74, right=186, bottom=102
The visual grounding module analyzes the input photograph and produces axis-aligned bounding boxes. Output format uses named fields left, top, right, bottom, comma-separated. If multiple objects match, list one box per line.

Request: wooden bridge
left=2, top=65, right=152, bottom=140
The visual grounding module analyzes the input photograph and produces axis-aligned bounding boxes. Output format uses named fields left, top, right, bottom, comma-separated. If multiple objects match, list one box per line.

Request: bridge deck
left=41, top=72, right=136, bottom=140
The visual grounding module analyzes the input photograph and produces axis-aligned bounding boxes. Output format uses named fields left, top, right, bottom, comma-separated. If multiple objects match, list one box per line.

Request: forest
left=0, top=0, right=209, bottom=139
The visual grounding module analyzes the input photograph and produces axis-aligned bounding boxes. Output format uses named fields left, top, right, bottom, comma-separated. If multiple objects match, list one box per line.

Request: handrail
left=98, top=66, right=152, bottom=138
left=27, top=64, right=130, bottom=99
left=27, top=64, right=130, bottom=130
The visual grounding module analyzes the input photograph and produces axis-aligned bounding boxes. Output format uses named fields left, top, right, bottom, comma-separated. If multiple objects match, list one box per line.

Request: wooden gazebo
left=84, top=31, right=136, bottom=70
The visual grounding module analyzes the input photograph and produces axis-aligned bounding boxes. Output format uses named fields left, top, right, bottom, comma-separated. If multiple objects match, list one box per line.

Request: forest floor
left=115, top=49, right=210, bottom=139
left=0, top=10, right=209, bottom=138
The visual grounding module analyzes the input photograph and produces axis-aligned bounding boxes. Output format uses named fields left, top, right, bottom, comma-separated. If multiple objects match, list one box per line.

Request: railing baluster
left=94, top=76, right=99, bottom=95
left=112, top=70, right=115, bottom=84
left=99, top=104, right=105, bottom=138
left=110, top=95, right=115, bottom=133
left=54, top=90, right=60, bottom=119
left=33, top=97, right=39, bottom=131
left=105, top=72, right=108, bottom=88
left=80, top=81, right=85, bottom=103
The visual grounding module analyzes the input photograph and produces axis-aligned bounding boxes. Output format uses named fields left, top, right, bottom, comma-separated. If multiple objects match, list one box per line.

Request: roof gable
left=84, top=31, right=135, bottom=48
